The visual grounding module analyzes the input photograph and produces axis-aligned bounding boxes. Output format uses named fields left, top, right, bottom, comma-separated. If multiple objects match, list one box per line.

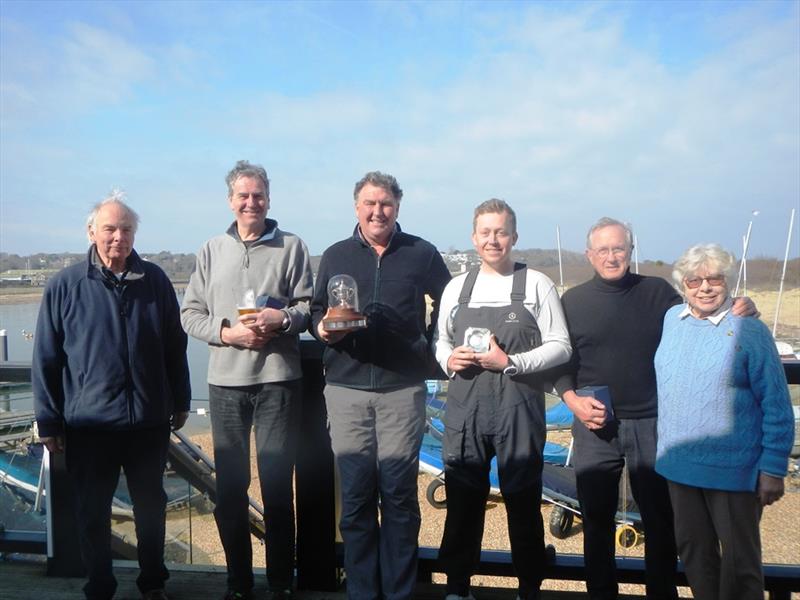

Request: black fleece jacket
left=310, top=225, right=451, bottom=391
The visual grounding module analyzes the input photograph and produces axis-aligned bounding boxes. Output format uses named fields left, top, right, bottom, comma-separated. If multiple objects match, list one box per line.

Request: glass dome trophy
left=322, top=274, right=367, bottom=332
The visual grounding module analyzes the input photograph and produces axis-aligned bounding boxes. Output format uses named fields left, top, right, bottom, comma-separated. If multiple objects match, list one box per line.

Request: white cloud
left=1, top=2, right=797, bottom=260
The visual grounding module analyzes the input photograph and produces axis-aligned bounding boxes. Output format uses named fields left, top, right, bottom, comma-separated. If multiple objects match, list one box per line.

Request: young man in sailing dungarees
left=433, top=199, right=572, bottom=600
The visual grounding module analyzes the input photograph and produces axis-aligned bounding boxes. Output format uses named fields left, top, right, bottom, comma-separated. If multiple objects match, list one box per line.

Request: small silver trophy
left=322, top=274, right=367, bottom=332
left=464, top=327, right=491, bottom=353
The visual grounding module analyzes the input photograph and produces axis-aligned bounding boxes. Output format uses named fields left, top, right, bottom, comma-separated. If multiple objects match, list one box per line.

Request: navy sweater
left=33, top=248, right=191, bottom=436
left=310, top=225, right=451, bottom=390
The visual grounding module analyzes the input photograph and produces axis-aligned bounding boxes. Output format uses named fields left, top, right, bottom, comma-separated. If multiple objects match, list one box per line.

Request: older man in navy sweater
left=33, top=194, right=190, bottom=600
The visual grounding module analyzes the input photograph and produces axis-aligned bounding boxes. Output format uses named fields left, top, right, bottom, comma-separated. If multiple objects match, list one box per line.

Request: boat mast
left=556, top=225, right=564, bottom=293
left=773, top=208, right=796, bottom=338
left=734, top=211, right=759, bottom=297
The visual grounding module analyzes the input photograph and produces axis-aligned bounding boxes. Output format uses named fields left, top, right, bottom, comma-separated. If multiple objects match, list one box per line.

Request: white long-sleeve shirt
left=432, top=268, right=571, bottom=376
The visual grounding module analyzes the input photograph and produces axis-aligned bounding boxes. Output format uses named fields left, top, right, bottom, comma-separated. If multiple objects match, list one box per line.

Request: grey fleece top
left=181, top=219, right=313, bottom=386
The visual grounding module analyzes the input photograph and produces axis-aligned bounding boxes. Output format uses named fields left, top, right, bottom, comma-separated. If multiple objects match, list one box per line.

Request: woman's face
left=683, top=264, right=729, bottom=318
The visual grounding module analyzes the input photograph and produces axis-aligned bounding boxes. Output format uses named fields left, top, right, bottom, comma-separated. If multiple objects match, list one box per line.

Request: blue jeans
left=65, top=425, right=171, bottom=600
left=209, top=380, right=301, bottom=593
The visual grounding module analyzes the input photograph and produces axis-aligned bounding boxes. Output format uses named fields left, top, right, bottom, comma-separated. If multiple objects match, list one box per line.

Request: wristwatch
left=502, top=360, right=518, bottom=376
left=280, top=311, right=291, bottom=332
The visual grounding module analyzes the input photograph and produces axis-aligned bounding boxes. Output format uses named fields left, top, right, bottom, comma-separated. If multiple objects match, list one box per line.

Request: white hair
left=671, top=243, right=736, bottom=288
left=86, top=189, right=140, bottom=243
left=586, top=217, right=634, bottom=250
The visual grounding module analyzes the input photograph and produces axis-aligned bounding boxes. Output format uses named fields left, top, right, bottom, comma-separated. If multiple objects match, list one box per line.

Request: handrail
left=1, top=351, right=798, bottom=596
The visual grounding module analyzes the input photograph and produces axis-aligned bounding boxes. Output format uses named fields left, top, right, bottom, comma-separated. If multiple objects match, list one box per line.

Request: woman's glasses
left=684, top=275, right=725, bottom=289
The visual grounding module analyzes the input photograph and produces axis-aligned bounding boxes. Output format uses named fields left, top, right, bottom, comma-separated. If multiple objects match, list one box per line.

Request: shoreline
left=3, top=287, right=799, bottom=346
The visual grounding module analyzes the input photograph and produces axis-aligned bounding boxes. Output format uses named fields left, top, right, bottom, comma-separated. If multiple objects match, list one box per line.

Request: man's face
left=89, top=203, right=135, bottom=271
left=586, top=225, right=631, bottom=281
left=472, top=211, right=517, bottom=272
left=229, top=175, right=269, bottom=231
left=355, top=183, right=398, bottom=247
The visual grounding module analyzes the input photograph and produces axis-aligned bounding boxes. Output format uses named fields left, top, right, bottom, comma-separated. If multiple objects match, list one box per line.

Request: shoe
left=223, top=592, right=253, bottom=600
left=141, top=591, right=169, bottom=600
left=265, top=589, right=293, bottom=600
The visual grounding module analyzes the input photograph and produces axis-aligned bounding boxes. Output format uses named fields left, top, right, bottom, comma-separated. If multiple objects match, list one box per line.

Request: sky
left=1, top=0, right=798, bottom=262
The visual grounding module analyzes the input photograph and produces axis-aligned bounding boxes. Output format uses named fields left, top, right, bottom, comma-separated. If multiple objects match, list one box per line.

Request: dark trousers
left=440, top=400, right=546, bottom=600
left=65, top=425, right=171, bottom=600
left=209, top=380, right=301, bottom=594
left=572, top=418, right=678, bottom=600
left=668, top=481, right=764, bottom=600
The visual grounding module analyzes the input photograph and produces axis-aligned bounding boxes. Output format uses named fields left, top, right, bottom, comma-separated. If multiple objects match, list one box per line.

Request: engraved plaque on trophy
left=322, top=274, right=367, bottom=332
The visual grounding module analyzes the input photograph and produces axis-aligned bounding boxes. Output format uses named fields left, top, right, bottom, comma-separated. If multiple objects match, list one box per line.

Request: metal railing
left=1, top=345, right=798, bottom=598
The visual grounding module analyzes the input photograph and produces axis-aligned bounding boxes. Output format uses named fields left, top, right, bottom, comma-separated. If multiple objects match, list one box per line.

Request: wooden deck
left=0, top=559, right=655, bottom=600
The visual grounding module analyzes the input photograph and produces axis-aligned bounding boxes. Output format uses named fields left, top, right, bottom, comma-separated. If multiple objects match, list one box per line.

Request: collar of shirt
left=678, top=297, right=733, bottom=325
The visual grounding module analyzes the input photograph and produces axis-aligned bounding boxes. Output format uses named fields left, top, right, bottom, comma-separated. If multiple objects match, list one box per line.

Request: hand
left=221, top=321, right=274, bottom=349
left=563, top=390, right=607, bottom=430
left=473, top=336, right=509, bottom=372
left=732, top=296, right=760, bottom=319
left=239, top=308, right=285, bottom=334
left=757, top=472, right=784, bottom=506
left=447, top=345, right=479, bottom=373
left=41, top=435, right=65, bottom=454
left=317, top=319, right=347, bottom=345
left=171, top=411, right=189, bottom=431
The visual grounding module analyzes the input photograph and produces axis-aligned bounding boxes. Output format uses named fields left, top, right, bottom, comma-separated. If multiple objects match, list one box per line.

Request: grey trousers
left=668, top=480, right=764, bottom=600
left=324, top=383, right=427, bottom=600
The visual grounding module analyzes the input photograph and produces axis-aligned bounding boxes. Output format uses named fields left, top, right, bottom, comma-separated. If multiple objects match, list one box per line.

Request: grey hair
left=86, top=190, right=140, bottom=242
left=473, top=198, right=517, bottom=234
left=353, top=171, right=403, bottom=204
left=226, top=160, right=270, bottom=198
left=586, top=217, right=634, bottom=250
left=672, top=243, right=736, bottom=288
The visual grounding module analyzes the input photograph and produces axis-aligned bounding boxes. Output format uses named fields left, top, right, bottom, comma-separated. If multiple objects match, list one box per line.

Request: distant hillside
left=2, top=251, right=798, bottom=291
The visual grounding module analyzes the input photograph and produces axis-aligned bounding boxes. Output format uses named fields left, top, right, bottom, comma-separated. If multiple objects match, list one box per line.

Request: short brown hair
left=353, top=171, right=403, bottom=204
left=473, top=198, right=516, bottom=234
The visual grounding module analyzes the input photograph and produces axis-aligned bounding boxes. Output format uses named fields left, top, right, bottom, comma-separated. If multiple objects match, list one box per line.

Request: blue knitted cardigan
left=654, top=305, right=794, bottom=491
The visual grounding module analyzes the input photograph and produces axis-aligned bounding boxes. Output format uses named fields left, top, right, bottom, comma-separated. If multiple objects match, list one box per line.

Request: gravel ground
left=180, top=431, right=800, bottom=598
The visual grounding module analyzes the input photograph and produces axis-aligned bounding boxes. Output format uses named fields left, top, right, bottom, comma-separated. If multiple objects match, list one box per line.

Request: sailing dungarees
left=439, top=264, right=548, bottom=600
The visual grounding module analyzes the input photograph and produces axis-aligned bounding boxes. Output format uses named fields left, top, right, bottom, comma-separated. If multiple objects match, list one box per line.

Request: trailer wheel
left=548, top=506, right=574, bottom=539
left=426, top=479, right=447, bottom=509
left=615, top=524, right=639, bottom=549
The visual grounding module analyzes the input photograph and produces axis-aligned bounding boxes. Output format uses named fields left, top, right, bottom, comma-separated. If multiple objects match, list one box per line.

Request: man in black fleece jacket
left=310, top=171, right=450, bottom=600
left=553, top=217, right=754, bottom=600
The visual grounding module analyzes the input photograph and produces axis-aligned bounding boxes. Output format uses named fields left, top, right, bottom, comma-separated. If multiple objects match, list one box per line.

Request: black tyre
left=548, top=505, right=574, bottom=539
left=426, top=478, right=447, bottom=509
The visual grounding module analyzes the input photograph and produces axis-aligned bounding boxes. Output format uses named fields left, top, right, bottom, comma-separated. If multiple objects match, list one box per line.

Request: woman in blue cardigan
left=654, top=243, right=794, bottom=600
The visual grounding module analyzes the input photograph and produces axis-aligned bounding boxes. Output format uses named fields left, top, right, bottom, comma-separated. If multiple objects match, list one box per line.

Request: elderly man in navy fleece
left=33, top=194, right=190, bottom=600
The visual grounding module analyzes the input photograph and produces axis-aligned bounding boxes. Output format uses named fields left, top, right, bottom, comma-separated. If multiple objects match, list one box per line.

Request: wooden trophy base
left=323, top=306, right=367, bottom=332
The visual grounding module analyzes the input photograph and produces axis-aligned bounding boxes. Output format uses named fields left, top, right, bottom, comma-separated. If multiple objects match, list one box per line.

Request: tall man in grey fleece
left=181, top=160, right=313, bottom=600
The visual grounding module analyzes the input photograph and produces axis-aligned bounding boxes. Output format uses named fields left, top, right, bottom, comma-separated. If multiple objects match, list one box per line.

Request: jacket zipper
left=370, top=251, right=382, bottom=390
left=115, top=280, right=135, bottom=426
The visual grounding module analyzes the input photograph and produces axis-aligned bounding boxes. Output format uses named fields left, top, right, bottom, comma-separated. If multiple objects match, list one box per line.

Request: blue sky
left=1, top=0, right=798, bottom=261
